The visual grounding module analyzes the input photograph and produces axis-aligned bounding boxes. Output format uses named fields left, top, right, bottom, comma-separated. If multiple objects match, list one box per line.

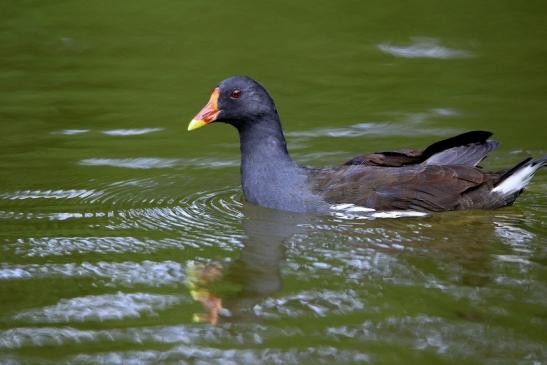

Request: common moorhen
left=188, top=76, right=546, bottom=213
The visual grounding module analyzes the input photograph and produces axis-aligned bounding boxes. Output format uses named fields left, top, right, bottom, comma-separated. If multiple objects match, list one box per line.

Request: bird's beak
left=188, top=87, right=220, bottom=131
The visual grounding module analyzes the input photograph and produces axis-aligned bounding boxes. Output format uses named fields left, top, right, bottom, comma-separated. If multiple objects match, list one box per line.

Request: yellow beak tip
left=188, top=119, right=207, bottom=131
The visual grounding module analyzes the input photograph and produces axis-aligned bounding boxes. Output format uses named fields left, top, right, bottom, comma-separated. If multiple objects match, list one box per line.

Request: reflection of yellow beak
left=188, top=87, right=220, bottom=131
left=186, top=263, right=224, bottom=325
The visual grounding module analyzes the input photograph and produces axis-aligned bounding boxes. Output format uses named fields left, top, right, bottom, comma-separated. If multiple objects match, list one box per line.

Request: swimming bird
left=188, top=76, right=546, bottom=214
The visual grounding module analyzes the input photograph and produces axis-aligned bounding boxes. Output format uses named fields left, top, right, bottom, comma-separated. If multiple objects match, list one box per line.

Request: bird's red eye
left=230, top=89, right=242, bottom=99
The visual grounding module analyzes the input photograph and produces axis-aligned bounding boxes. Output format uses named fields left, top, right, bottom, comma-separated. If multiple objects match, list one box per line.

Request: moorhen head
left=187, top=76, right=546, bottom=214
left=188, top=76, right=279, bottom=133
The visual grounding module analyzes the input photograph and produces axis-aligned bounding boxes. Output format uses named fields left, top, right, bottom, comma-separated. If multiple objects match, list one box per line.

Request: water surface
left=1, top=1, right=546, bottom=364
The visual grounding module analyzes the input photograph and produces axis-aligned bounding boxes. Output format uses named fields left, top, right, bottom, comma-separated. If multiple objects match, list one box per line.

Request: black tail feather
left=422, top=130, right=493, bottom=159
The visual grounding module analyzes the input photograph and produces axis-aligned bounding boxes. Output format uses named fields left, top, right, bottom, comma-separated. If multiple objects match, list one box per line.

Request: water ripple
left=326, top=316, right=546, bottom=363
left=1, top=183, right=244, bottom=255
left=104, top=187, right=243, bottom=235
left=54, top=129, right=89, bottom=135
left=80, top=158, right=180, bottom=169
left=0, top=260, right=186, bottom=287
left=80, top=157, right=238, bottom=169
left=0, top=324, right=301, bottom=350
left=0, top=189, right=102, bottom=200
left=378, top=37, right=473, bottom=59
left=102, top=128, right=163, bottom=136
left=67, top=346, right=370, bottom=365
left=286, top=109, right=459, bottom=140
left=13, top=292, right=185, bottom=323
left=254, top=289, right=364, bottom=319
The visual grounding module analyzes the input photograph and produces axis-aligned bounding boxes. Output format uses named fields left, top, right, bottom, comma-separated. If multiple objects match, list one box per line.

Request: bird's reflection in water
left=186, top=203, right=537, bottom=325
left=187, top=204, right=310, bottom=324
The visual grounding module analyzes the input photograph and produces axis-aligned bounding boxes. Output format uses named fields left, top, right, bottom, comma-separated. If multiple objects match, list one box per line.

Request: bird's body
left=313, top=163, right=504, bottom=212
left=188, top=76, right=545, bottom=214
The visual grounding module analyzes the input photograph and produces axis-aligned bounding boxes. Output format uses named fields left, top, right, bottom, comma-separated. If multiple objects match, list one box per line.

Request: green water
left=1, top=1, right=546, bottom=364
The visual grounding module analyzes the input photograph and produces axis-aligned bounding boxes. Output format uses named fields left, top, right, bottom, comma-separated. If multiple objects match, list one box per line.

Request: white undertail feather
left=492, top=160, right=545, bottom=195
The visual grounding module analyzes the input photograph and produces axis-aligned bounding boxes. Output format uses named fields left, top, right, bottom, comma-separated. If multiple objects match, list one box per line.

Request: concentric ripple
left=96, top=178, right=245, bottom=234
left=0, top=176, right=245, bottom=256
left=103, top=186, right=244, bottom=236
left=0, top=177, right=243, bottom=228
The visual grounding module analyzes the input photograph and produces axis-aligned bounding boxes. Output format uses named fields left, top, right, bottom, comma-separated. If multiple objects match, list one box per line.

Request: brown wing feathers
left=315, top=164, right=493, bottom=212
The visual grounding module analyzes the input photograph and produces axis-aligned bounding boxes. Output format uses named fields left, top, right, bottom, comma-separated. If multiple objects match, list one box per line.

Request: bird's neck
left=237, top=114, right=294, bottom=168
left=236, top=115, right=305, bottom=209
